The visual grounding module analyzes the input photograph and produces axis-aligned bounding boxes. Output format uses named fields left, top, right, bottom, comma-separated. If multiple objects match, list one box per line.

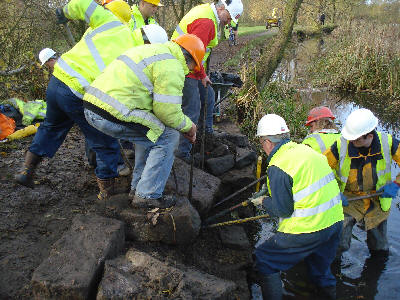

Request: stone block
left=206, top=155, right=235, bottom=176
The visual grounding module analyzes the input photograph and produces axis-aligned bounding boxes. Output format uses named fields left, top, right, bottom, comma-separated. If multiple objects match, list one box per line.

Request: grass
left=237, top=25, right=267, bottom=36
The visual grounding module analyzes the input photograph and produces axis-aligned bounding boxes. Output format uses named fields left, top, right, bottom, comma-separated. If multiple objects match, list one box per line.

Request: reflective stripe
left=291, top=193, right=341, bottom=218
left=153, top=93, right=182, bottom=104
left=24, top=112, right=35, bottom=119
left=85, top=1, right=98, bottom=23
left=202, top=48, right=211, bottom=64
left=175, top=118, right=187, bottom=131
left=38, top=112, right=46, bottom=118
left=175, top=25, right=185, bottom=36
left=338, top=136, right=348, bottom=182
left=377, top=133, right=391, bottom=177
left=304, top=133, right=326, bottom=153
left=57, top=57, right=90, bottom=91
left=85, top=21, right=123, bottom=72
left=131, top=16, right=137, bottom=30
left=64, top=5, right=69, bottom=18
left=293, top=172, right=335, bottom=202
left=117, top=53, right=176, bottom=93
left=86, top=86, right=165, bottom=130
left=69, top=87, right=84, bottom=99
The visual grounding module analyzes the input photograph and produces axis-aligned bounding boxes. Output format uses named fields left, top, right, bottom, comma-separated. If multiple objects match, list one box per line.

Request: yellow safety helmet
left=104, top=0, right=132, bottom=24
left=142, top=0, right=163, bottom=7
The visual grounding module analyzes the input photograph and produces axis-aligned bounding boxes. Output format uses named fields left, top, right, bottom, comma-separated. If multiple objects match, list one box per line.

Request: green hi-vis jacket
left=171, top=4, right=218, bottom=69
left=302, top=130, right=340, bottom=154
left=83, top=42, right=193, bottom=143
left=267, top=142, right=344, bottom=234
left=53, top=0, right=137, bottom=98
left=7, top=98, right=46, bottom=126
left=128, top=5, right=157, bottom=32
left=336, top=132, right=393, bottom=211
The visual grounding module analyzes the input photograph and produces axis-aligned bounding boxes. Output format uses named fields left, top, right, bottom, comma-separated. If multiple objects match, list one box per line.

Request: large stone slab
left=120, top=196, right=201, bottom=244
left=31, top=214, right=125, bottom=300
left=218, top=225, right=251, bottom=250
left=215, top=132, right=249, bottom=148
left=235, top=147, right=257, bottom=169
left=206, top=155, right=235, bottom=176
left=165, top=157, right=221, bottom=214
left=97, top=249, right=237, bottom=300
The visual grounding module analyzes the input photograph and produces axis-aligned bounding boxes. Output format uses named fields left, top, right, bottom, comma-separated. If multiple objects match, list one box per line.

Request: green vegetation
left=237, top=25, right=267, bottom=36
left=307, top=21, right=400, bottom=99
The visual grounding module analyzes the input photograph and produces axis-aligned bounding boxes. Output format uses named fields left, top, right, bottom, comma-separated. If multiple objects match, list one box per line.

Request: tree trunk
left=255, top=0, right=303, bottom=92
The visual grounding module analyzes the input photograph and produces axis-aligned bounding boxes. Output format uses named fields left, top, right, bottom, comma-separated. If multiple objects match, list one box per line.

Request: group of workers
left=12, top=0, right=399, bottom=299
left=252, top=107, right=400, bottom=299
left=15, top=0, right=243, bottom=205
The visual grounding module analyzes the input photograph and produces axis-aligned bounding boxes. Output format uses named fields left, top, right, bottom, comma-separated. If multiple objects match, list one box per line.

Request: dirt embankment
left=0, top=32, right=268, bottom=299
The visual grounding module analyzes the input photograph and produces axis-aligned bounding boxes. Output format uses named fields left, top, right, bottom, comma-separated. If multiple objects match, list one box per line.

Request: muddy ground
left=0, top=32, right=271, bottom=299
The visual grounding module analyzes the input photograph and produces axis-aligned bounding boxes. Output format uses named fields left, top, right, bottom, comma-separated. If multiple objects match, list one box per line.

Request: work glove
left=378, top=182, right=400, bottom=198
left=340, top=193, right=348, bottom=207
left=251, top=183, right=268, bottom=199
left=250, top=196, right=264, bottom=206
left=56, top=8, right=68, bottom=24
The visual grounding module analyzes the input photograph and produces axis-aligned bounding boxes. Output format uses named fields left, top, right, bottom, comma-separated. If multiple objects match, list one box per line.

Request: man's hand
left=201, top=75, right=212, bottom=88
left=340, top=193, right=349, bottom=207
left=183, top=123, right=197, bottom=144
left=251, top=196, right=264, bottom=206
left=56, top=8, right=68, bottom=24
left=378, top=181, right=400, bottom=198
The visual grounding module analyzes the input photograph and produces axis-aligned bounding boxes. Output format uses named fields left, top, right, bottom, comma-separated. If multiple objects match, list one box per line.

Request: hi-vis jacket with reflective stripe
left=302, top=131, right=340, bottom=154
left=129, top=5, right=156, bottom=32
left=267, top=142, right=344, bottom=234
left=336, top=132, right=393, bottom=211
left=7, top=98, right=46, bottom=126
left=83, top=42, right=193, bottom=143
left=171, top=4, right=218, bottom=68
left=53, top=0, right=136, bottom=98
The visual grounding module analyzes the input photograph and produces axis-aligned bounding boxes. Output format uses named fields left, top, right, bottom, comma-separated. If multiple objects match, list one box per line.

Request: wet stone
left=31, top=214, right=125, bottom=300
left=219, top=225, right=251, bottom=250
left=120, top=196, right=201, bottom=245
left=206, top=155, right=235, bottom=176
left=97, top=248, right=237, bottom=300
left=235, top=148, right=257, bottom=169
left=215, top=132, right=249, bottom=148
left=165, top=157, right=221, bottom=214
left=210, top=143, right=231, bottom=158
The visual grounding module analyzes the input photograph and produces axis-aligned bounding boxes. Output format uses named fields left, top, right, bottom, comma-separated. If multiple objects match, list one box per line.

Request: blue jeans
left=84, top=109, right=179, bottom=199
left=254, top=221, right=342, bottom=287
left=29, top=76, right=119, bottom=179
left=176, top=77, right=215, bottom=159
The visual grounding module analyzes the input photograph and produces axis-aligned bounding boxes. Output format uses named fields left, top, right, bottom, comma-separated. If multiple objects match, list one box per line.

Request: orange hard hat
left=172, top=34, right=205, bottom=72
left=305, top=106, right=335, bottom=126
left=101, top=0, right=113, bottom=5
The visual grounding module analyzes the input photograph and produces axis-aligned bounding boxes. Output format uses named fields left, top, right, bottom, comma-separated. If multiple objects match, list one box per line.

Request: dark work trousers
left=254, top=221, right=343, bottom=288
left=29, top=76, right=119, bottom=179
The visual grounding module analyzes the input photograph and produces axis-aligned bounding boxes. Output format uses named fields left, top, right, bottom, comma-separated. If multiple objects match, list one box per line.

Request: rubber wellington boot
left=15, top=151, right=42, bottom=188
left=96, top=178, right=116, bottom=201
left=260, top=273, right=282, bottom=300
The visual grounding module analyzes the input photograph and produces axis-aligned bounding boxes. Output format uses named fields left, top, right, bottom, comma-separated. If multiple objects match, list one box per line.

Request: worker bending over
left=83, top=34, right=204, bottom=209
left=302, top=106, right=340, bottom=154
left=252, top=114, right=344, bottom=300
left=172, top=0, right=243, bottom=161
left=324, top=108, right=400, bottom=255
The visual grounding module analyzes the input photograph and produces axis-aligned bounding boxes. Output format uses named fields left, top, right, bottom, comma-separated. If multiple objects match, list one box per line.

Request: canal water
left=251, top=38, right=400, bottom=299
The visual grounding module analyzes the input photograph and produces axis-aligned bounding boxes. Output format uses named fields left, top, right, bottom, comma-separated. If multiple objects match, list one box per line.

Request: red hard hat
left=305, top=106, right=335, bottom=126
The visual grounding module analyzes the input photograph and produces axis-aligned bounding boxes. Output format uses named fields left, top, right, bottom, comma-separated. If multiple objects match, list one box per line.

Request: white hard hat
left=222, top=0, right=243, bottom=24
left=38, top=48, right=56, bottom=66
left=341, top=108, right=378, bottom=140
left=142, top=24, right=168, bottom=44
left=257, top=114, right=290, bottom=136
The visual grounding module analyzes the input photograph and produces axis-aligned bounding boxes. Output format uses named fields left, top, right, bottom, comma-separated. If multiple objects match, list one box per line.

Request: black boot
left=15, top=151, right=42, bottom=188
left=317, top=285, right=336, bottom=300
left=260, top=273, right=282, bottom=300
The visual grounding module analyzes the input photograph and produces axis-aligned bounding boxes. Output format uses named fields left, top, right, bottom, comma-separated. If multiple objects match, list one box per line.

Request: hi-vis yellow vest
left=83, top=42, right=192, bottom=143
left=302, top=132, right=340, bottom=154
left=129, top=5, right=156, bottom=32
left=336, top=132, right=393, bottom=211
left=267, top=142, right=344, bottom=234
left=171, top=4, right=218, bottom=70
left=53, top=0, right=136, bottom=98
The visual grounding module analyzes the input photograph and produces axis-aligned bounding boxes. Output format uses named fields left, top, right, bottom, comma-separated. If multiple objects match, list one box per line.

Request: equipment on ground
left=213, top=175, right=267, bottom=208
left=265, top=17, right=281, bottom=29
left=6, top=123, right=39, bottom=141
left=39, top=48, right=57, bottom=66
left=305, top=106, right=335, bottom=126
left=257, top=114, right=289, bottom=136
left=142, top=24, right=168, bottom=44
left=221, top=0, right=243, bottom=24
left=172, top=34, right=205, bottom=72
left=341, top=108, right=378, bottom=140
left=105, top=0, right=132, bottom=24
